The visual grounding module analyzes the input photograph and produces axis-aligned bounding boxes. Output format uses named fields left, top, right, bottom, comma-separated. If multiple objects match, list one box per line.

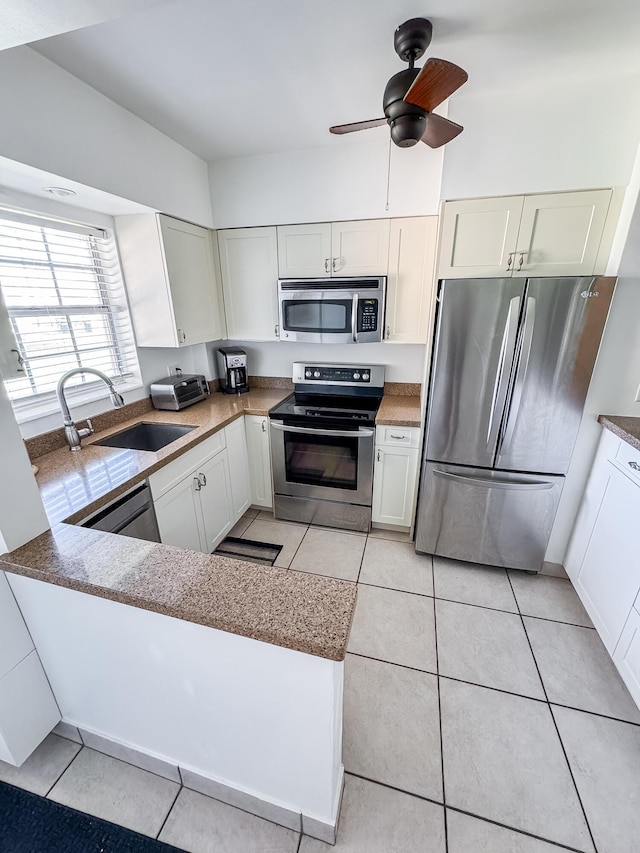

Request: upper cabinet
left=218, top=227, right=279, bottom=341
left=277, top=220, right=390, bottom=278
left=438, top=189, right=617, bottom=279
left=116, top=214, right=225, bottom=348
left=385, top=217, right=438, bottom=344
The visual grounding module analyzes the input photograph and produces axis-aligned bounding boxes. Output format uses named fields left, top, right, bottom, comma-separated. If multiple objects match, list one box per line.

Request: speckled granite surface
left=0, top=524, right=357, bottom=661
left=599, top=415, right=640, bottom=451
left=376, top=396, right=422, bottom=428
left=33, top=389, right=290, bottom=526
left=383, top=382, right=421, bottom=397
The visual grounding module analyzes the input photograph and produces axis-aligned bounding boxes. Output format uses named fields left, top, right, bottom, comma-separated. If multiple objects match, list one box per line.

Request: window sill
left=12, top=379, right=146, bottom=426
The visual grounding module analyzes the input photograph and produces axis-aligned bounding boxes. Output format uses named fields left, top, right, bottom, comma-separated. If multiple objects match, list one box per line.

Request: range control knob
left=362, top=372, right=370, bottom=381
left=305, top=370, right=312, bottom=378
left=353, top=372, right=361, bottom=380
left=313, top=370, right=321, bottom=378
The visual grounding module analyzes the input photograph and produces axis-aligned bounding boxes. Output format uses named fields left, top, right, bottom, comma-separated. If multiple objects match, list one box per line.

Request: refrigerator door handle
left=433, top=468, right=554, bottom=491
left=499, top=296, right=536, bottom=455
left=486, top=296, right=521, bottom=447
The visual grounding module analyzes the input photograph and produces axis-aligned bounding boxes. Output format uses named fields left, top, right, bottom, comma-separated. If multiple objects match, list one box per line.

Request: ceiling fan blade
left=330, top=118, right=387, bottom=135
left=421, top=113, right=463, bottom=148
left=404, top=58, right=468, bottom=112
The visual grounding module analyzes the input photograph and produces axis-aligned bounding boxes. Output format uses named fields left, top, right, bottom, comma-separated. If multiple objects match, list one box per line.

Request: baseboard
left=54, top=722, right=340, bottom=843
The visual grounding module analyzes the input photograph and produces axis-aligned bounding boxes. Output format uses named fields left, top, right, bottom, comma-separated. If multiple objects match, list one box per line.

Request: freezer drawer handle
left=433, top=468, right=555, bottom=491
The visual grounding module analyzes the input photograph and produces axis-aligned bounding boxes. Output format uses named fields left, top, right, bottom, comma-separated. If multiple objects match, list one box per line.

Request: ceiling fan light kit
left=329, top=17, right=468, bottom=149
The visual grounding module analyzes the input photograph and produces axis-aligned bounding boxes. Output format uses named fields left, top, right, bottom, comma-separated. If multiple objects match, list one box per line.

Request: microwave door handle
left=270, top=422, right=374, bottom=438
left=352, top=294, right=359, bottom=343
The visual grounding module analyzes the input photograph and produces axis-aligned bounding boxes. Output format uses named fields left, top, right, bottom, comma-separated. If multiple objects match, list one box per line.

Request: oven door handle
left=270, top=421, right=374, bottom=438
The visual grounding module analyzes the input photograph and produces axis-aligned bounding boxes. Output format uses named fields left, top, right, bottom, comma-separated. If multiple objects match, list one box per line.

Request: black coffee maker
left=217, top=347, right=249, bottom=394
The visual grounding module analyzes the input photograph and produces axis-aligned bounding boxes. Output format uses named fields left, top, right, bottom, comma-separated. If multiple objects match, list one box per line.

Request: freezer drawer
left=415, top=462, right=564, bottom=571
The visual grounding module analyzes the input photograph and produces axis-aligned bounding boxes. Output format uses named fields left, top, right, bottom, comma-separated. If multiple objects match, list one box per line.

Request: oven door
left=278, top=290, right=382, bottom=344
left=270, top=420, right=375, bottom=505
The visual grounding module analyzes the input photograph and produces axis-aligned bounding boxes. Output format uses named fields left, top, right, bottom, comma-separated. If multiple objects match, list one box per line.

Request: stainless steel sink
left=92, top=422, right=196, bottom=452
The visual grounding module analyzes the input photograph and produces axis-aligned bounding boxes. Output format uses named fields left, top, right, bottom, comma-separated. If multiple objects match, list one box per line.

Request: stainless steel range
left=269, top=362, right=385, bottom=532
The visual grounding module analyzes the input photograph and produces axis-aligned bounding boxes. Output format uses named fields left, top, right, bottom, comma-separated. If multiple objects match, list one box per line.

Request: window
left=0, top=209, right=140, bottom=419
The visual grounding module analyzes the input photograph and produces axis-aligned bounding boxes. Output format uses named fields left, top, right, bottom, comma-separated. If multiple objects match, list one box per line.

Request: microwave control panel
left=357, top=299, right=379, bottom=333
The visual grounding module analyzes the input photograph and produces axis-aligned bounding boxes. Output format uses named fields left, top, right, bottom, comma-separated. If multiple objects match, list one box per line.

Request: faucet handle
left=78, top=419, right=94, bottom=439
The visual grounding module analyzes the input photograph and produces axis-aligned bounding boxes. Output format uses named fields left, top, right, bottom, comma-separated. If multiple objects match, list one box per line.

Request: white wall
left=209, top=133, right=444, bottom=228
left=217, top=340, right=426, bottom=384
left=442, top=72, right=640, bottom=200
left=0, top=47, right=213, bottom=225
left=546, top=189, right=640, bottom=563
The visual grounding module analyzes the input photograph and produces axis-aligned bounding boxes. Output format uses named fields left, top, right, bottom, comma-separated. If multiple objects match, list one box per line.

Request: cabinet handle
left=324, top=258, right=330, bottom=273
left=518, top=252, right=525, bottom=271
left=178, top=328, right=186, bottom=343
left=332, top=257, right=340, bottom=272
left=385, top=325, right=390, bottom=339
left=629, top=461, right=640, bottom=471
left=390, top=434, right=408, bottom=440
left=261, top=420, right=266, bottom=432
left=274, top=323, right=279, bottom=338
left=194, top=476, right=201, bottom=492
left=10, top=349, right=24, bottom=372
left=377, top=449, right=381, bottom=462
left=198, top=472, right=207, bottom=486
left=506, top=253, right=514, bottom=271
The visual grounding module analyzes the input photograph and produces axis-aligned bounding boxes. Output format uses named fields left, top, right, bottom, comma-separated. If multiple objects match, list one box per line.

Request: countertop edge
left=598, top=415, right=640, bottom=452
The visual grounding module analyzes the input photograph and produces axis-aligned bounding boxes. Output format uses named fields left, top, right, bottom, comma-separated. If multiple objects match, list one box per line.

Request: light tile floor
left=2, top=510, right=640, bottom=852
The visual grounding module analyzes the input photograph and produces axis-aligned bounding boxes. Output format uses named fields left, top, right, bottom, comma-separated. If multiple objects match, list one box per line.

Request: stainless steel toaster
left=150, top=374, right=210, bottom=411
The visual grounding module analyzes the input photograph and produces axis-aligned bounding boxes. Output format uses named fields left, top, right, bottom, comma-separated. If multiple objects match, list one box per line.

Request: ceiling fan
left=330, top=18, right=468, bottom=149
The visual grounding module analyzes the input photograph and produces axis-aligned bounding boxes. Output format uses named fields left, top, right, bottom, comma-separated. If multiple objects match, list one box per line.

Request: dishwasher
left=79, top=482, right=161, bottom=542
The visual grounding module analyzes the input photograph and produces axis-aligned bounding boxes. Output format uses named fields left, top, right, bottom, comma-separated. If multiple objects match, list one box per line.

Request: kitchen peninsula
left=0, top=388, right=358, bottom=842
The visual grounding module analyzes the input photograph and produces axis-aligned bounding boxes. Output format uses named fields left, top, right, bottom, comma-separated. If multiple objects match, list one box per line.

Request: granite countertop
left=376, top=395, right=422, bottom=428
left=0, top=523, right=356, bottom=661
left=33, top=388, right=290, bottom=525
left=598, top=415, right=640, bottom=452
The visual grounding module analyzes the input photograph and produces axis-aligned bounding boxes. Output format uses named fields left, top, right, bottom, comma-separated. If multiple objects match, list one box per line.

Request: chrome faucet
left=56, top=367, right=125, bottom=451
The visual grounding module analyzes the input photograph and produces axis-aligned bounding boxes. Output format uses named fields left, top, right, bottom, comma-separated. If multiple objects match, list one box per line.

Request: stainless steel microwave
left=277, top=277, right=386, bottom=343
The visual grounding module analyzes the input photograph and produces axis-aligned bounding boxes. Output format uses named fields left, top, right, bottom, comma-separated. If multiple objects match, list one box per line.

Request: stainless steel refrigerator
left=415, top=275, right=616, bottom=571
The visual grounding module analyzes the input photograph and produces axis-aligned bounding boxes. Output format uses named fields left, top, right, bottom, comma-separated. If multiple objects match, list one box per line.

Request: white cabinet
left=438, top=190, right=616, bottom=279
left=225, top=417, right=251, bottom=518
left=385, top=217, right=438, bottom=344
left=0, top=287, right=23, bottom=381
left=150, top=427, right=235, bottom=554
left=276, top=220, right=390, bottom=278
left=245, top=415, right=273, bottom=509
left=116, top=214, right=225, bottom=348
left=0, top=573, right=60, bottom=767
left=614, top=609, right=640, bottom=709
left=218, top=227, right=279, bottom=340
left=566, top=429, right=640, bottom=655
left=372, top=426, right=420, bottom=528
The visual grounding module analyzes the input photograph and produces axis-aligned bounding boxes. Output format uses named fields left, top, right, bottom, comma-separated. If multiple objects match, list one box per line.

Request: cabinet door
left=613, top=608, right=640, bottom=709
left=197, top=451, right=234, bottom=553
left=574, top=465, right=640, bottom=653
left=385, top=217, right=438, bottom=344
left=158, top=215, right=224, bottom=346
left=0, top=572, right=34, bottom=680
left=153, top=473, right=204, bottom=552
left=225, top=417, right=251, bottom=519
left=277, top=223, right=332, bottom=278
left=513, top=190, right=613, bottom=277
left=0, top=288, right=23, bottom=381
left=372, top=446, right=419, bottom=527
left=438, top=197, right=524, bottom=278
left=218, top=227, right=279, bottom=340
left=245, top=415, right=273, bottom=508
left=331, top=220, right=390, bottom=276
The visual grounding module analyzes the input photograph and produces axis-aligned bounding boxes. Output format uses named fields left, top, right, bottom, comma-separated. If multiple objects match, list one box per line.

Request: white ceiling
left=26, top=0, right=640, bottom=162
left=0, top=0, right=167, bottom=51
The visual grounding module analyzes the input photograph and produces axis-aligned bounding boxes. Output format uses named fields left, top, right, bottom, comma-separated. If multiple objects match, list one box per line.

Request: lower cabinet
left=245, top=415, right=273, bottom=509
left=225, top=417, right=251, bottom=518
left=152, top=473, right=204, bottom=552
left=613, top=608, right=640, bottom=708
left=372, top=426, right=420, bottom=528
left=197, top=451, right=233, bottom=553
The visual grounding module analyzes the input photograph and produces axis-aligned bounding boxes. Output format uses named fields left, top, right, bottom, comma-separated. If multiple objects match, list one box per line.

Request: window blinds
left=0, top=209, right=139, bottom=412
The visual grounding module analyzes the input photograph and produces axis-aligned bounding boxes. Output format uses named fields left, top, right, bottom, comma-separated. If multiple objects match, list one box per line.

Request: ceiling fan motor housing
left=384, top=68, right=425, bottom=147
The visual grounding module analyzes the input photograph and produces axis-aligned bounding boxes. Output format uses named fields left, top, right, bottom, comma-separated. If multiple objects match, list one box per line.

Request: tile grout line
left=154, top=782, right=182, bottom=841
left=282, top=521, right=312, bottom=570
left=506, top=571, right=599, bottom=853
left=43, top=743, right=84, bottom=798
left=432, top=555, right=449, bottom=853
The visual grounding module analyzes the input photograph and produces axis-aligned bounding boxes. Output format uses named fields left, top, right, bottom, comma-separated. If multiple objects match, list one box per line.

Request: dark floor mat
left=215, top=536, right=282, bottom=566
left=0, top=780, right=185, bottom=853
